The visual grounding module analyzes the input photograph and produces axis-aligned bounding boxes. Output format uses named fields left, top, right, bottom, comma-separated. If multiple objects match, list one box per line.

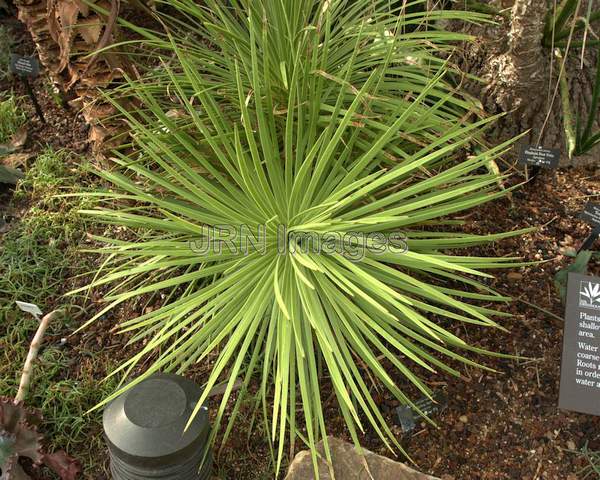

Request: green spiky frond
left=77, top=0, right=527, bottom=475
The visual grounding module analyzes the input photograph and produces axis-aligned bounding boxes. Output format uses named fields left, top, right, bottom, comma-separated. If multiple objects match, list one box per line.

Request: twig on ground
left=15, top=309, right=62, bottom=404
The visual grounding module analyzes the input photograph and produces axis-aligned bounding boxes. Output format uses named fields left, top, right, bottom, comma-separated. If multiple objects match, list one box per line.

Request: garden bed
left=2, top=2, right=600, bottom=480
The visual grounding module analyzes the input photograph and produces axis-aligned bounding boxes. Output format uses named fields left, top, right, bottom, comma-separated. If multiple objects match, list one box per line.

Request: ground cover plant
left=0, top=93, right=26, bottom=184
left=76, top=0, right=531, bottom=475
left=0, top=149, right=117, bottom=476
left=577, top=443, right=600, bottom=478
left=0, top=94, right=25, bottom=146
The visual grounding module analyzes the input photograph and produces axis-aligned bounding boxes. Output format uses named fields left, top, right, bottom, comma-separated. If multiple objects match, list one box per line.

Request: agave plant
left=76, top=0, right=529, bottom=474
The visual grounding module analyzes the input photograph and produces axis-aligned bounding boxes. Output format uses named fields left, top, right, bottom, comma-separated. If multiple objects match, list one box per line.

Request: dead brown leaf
left=0, top=126, right=27, bottom=157
left=43, top=450, right=82, bottom=480
left=2, top=153, right=33, bottom=168
left=166, top=109, right=187, bottom=119
left=10, top=126, right=28, bottom=150
left=81, top=0, right=120, bottom=75
left=78, top=14, right=103, bottom=44
left=74, top=0, right=91, bottom=17
left=48, top=0, right=84, bottom=73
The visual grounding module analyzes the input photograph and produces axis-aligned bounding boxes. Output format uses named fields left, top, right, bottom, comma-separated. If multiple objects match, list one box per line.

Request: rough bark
left=13, top=0, right=132, bottom=156
left=451, top=0, right=600, bottom=167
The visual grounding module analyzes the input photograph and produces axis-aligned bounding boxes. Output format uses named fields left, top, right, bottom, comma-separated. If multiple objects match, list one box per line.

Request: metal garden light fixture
left=103, top=373, right=212, bottom=479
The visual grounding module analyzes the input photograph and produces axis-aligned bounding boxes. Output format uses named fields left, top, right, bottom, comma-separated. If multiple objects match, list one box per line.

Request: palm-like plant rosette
left=76, top=0, right=530, bottom=474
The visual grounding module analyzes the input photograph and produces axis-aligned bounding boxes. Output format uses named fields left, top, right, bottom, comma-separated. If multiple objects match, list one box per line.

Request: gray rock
left=285, top=436, right=440, bottom=480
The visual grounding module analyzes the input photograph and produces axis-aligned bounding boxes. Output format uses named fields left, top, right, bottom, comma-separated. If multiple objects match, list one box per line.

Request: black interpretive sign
left=9, top=54, right=45, bottom=123
left=394, top=392, right=447, bottom=433
left=559, top=273, right=600, bottom=416
left=518, top=145, right=560, bottom=169
left=579, top=225, right=600, bottom=253
left=9, top=54, right=40, bottom=77
left=580, top=202, right=600, bottom=227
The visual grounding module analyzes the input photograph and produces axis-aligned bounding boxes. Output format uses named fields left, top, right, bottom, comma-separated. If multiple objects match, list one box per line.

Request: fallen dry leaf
left=2, top=152, right=34, bottom=168
left=48, top=0, right=81, bottom=72
left=43, top=450, right=82, bottom=480
left=0, top=126, right=28, bottom=156
left=78, top=16, right=103, bottom=44
left=10, top=125, right=28, bottom=149
left=74, top=0, right=90, bottom=17
left=0, top=164, right=24, bottom=184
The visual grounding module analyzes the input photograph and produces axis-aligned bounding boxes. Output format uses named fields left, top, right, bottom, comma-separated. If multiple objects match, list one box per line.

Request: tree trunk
left=14, top=0, right=132, bottom=156
left=451, top=0, right=600, bottom=167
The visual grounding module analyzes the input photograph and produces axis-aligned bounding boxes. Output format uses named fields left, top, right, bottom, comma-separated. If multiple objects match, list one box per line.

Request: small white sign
left=16, top=301, right=43, bottom=318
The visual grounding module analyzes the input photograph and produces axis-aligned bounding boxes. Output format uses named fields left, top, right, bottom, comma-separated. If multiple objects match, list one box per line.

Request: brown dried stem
left=14, top=310, right=62, bottom=404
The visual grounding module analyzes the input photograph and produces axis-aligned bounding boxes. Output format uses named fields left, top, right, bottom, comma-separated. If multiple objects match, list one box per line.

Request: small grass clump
left=1, top=150, right=88, bottom=321
left=0, top=94, right=25, bottom=144
left=0, top=148, right=114, bottom=475
left=572, top=442, right=600, bottom=478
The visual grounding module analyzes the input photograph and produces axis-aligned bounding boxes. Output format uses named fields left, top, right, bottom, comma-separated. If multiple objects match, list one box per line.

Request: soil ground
left=2, top=8, right=600, bottom=480
left=377, top=168, right=600, bottom=480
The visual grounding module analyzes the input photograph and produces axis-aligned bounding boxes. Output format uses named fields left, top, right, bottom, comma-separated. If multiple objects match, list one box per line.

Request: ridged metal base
left=103, top=373, right=212, bottom=480
left=109, top=451, right=212, bottom=480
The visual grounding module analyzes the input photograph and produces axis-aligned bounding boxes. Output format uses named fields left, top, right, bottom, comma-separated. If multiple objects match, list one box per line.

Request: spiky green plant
left=543, top=0, right=600, bottom=48
left=76, top=0, right=529, bottom=475
left=573, top=45, right=600, bottom=155
left=558, top=46, right=600, bottom=157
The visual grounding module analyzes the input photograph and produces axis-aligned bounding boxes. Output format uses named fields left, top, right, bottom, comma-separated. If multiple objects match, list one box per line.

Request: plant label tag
left=518, top=145, right=560, bottom=168
left=394, top=392, right=447, bottom=432
left=559, top=272, right=600, bottom=416
left=580, top=202, right=600, bottom=227
left=15, top=301, right=43, bottom=318
left=9, top=54, right=40, bottom=78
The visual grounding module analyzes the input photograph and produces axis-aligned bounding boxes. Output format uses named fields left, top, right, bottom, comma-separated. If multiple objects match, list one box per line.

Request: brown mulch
left=346, top=168, right=600, bottom=480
